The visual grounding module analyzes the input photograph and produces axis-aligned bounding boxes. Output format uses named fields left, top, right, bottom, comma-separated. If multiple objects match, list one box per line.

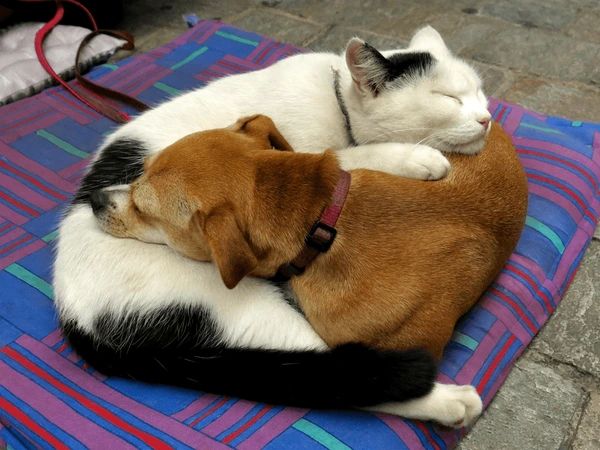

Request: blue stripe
left=192, top=398, right=237, bottom=430
left=488, top=289, right=538, bottom=336
left=228, top=406, right=283, bottom=447
left=494, top=280, right=546, bottom=321
left=481, top=339, right=522, bottom=399
left=472, top=332, right=511, bottom=387
left=0, top=387, right=84, bottom=449
left=506, top=260, right=556, bottom=309
left=184, top=397, right=224, bottom=425
left=3, top=344, right=194, bottom=450
left=517, top=144, right=600, bottom=187
left=404, top=421, right=437, bottom=450
left=0, top=163, right=70, bottom=201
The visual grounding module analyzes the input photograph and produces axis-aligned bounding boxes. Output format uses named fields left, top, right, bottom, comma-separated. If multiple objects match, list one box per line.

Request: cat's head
left=345, top=26, right=491, bottom=154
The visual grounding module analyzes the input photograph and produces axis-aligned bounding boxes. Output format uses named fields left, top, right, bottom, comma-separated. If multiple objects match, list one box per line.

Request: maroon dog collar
left=274, top=169, right=351, bottom=280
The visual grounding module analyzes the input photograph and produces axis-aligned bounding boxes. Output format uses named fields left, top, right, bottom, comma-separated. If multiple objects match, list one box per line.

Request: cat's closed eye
left=432, top=91, right=463, bottom=105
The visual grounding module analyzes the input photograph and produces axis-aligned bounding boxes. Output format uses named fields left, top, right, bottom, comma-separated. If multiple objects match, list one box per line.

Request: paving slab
left=573, top=386, right=600, bottom=450
left=230, top=8, right=325, bottom=47
left=471, top=62, right=515, bottom=97
left=503, top=78, right=600, bottom=122
left=308, top=26, right=407, bottom=53
left=531, top=240, right=600, bottom=378
left=455, top=20, right=600, bottom=83
left=458, top=355, right=587, bottom=450
left=479, top=0, right=577, bottom=31
left=565, top=8, right=600, bottom=44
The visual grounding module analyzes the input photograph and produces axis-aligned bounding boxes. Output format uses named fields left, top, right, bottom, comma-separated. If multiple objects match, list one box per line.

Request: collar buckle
left=306, top=221, right=337, bottom=253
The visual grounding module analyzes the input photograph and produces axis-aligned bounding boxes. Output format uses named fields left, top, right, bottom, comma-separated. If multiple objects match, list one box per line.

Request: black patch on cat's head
left=352, top=41, right=436, bottom=95
left=73, top=138, right=147, bottom=205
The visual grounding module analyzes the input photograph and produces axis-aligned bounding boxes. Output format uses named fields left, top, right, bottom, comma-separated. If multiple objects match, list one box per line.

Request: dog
left=91, top=114, right=527, bottom=362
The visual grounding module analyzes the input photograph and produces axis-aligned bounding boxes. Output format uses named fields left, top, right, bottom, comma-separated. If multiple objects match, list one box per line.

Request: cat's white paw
left=430, top=384, right=483, bottom=428
left=401, top=145, right=451, bottom=181
left=364, top=383, right=482, bottom=428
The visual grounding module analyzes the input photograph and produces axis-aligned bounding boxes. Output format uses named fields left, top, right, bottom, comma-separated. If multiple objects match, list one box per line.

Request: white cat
left=54, top=26, right=490, bottom=427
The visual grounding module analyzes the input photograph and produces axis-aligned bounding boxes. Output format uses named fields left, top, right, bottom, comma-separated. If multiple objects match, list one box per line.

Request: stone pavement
left=118, top=1, right=600, bottom=448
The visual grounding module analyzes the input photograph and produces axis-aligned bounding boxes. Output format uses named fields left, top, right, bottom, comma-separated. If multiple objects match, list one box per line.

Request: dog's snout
left=90, top=190, right=109, bottom=214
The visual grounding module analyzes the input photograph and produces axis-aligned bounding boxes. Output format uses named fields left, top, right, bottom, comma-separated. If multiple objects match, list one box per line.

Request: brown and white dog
left=91, top=114, right=527, bottom=363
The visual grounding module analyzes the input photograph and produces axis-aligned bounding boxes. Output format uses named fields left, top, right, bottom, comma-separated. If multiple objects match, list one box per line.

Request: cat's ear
left=193, top=205, right=257, bottom=289
left=409, top=26, right=449, bottom=57
left=345, top=38, right=390, bottom=96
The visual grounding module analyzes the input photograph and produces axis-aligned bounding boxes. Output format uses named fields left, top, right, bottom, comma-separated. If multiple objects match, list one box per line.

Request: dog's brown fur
left=96, top=115, right=528, bottom=359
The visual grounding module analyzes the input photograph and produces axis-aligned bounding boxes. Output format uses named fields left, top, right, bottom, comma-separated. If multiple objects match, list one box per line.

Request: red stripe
left=2, top=347, right=172, bottom=450
left=189, top=397, right=228, bottom=427
left=477, top=335, right=516, bottom=391
left=505, top=264, right=553, bottom=312
left=495, top=105, right=508, bottom=123
left=414, top=421, right=441, bottom=450
left=528, top=173, right=595, bottom=221
left=0, top=397, right=69, bottom=450
left=222, top=405, right=273, bottom=444
left=0, top=223, right=11, bottom=233
left=0, top=161, right=66, bottom=201
left=0, top=190, right=39, bottom=217
left=518, top=148, right=598, bottom=192
left=0, top=234, right=34, bottom=255
left=489, top=287, right=537, bottom=333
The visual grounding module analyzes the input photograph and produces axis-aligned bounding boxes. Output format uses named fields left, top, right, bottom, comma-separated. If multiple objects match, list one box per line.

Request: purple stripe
left=172, top=394, right=220, bottom=421
left=0, top=174, right=56, bottom=211
left=502, top=107, right=523, bottom=135
left=0, top=361, right=134, bottom=449
left=237, top=408, right=307, bottom=450
left=554, top=228, right=594, bottom=284
left=0, top=240, right=45, bottom=270
left=194, top=21, right=224, bottom=45
left=593, top=131, right=600, bottom=164
left=1, top=112, right=63, bottom=144
left=58, top=159, right=89, bottom=182
left=39, top=94, right=93, bottom=125
left=203, top=399, right=256, bottom=436
left=41, top=330, right=64, bottom=347
left=523, top=158, right=596, bottom=199
left=479, top=294, right=532, bottom=343
left=495, top=271, right=548, bottom=322
left=456, top=320, right=507, bottom=383
left=0, top=229, right=24, bottom=247
left=0, top=203, right=26, bottom=225
left=0, top=142, right=78, bottom=194
left=378, top=416, right=429, bottom=450
left=15, top=336, right=229, bottom=450
left=528, top=183, right=583, bottom=224
left=247, top=40, right=270, bottom=60
left=517, top=137, right=600, bottom=170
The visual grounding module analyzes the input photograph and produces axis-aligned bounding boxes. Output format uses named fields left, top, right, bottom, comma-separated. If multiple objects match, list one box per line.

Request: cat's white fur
left=54, top=26, right=487, bottom=426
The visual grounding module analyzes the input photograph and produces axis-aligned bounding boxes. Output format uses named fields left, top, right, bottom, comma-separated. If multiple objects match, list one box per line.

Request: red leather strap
left=274, top=170, right=351, bottom=280
left=26, top=0, right=149, bottom=123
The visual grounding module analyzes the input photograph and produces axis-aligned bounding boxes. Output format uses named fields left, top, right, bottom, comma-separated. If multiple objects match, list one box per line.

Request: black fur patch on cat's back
left=73, top=138, right=147, bottom=205
left=386, top=51, right=436, bottom=82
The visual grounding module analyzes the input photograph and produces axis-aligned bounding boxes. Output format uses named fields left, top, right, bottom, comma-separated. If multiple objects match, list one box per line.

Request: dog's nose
left=90, top=190, right=109, bottom=214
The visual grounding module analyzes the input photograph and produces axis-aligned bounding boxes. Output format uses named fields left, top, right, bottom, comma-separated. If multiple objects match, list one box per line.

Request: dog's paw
left=399, top=145, right=451, bottom=181
left=431, top=384, right=483, bottom=428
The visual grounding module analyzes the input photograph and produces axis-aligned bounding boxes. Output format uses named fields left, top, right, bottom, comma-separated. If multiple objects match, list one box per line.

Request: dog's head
left=90, top=115, right=294, bottom=288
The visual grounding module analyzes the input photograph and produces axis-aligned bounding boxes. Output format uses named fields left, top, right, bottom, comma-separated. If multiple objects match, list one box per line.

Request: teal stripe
left=526, top=216, right=565, bottom=253
left=42, top=230, right=58, bottom=243
left=5, top=264, right=54, bottom=299
left=36, top=130, right=88, bottom=158
left=292, top=419, right=351, bottom=450
left=215, top=30, right=259, bottom=47
left=154, top=82, right=182, bottom=96
left=520, top=122, right=563, bottom=135
left=102, top=63, right=119, bottom=71
left=170, top=46, right=208, bottom=70
left=452, top=331, right=478, bottom=351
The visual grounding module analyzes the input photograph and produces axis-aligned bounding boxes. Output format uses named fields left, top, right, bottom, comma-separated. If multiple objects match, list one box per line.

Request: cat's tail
left=63, top=322, right=435, bottom=408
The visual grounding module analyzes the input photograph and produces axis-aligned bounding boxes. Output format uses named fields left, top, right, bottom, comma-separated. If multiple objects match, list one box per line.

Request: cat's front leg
left=335, top=143, right=451, bottom=180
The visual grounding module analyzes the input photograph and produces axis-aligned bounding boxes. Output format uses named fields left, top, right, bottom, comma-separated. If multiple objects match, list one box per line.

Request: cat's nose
left=478, top=118, right=490, bottom=128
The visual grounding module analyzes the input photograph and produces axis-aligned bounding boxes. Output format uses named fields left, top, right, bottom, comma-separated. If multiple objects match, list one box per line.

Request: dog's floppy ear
left=235, top=115, right=294, bottom=152
left=192, top=205, right=257, bottom=289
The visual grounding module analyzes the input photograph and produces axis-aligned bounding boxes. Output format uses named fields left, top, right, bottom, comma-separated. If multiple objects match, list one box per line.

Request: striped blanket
left=1, top=20, right=599, bottom=450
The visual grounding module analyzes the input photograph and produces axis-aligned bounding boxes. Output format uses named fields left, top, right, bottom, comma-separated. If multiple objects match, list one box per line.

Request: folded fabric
left=0, top=19, right=598, bottom=450
left=0, top=22, right=125, bottom=106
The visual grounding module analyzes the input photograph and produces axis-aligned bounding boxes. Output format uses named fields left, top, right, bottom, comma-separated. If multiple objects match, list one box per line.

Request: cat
left=54, top=26, right=491, bottom=426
